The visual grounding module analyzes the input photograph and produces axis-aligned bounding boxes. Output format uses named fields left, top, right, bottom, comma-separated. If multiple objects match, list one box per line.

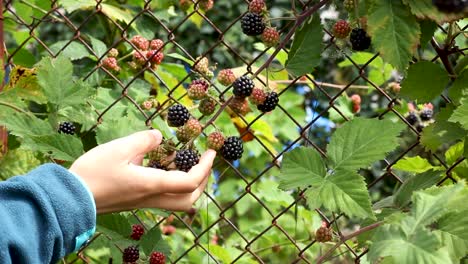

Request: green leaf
left=394, top=170, right=442, bottom=207
left=97, top=213, right=131, bottom=240
left=449, top=96, right=468, bottom=130
left=96, top=117, right=148, bottom=145
left=89, top=36, right=108, bottom=58
left=23, top=134, right=84, bottom=161
left=402, top=0, right=465, bottom=24
left=369, top=224, right=451, bottom=264
left=200, top=244, right=232, bottom=263
left=58, top=0, right=96, bottom=13
left=436, top=230, right=468, bottom=263
left=101, top=4, right=133, bottom=25
left=367, top=0, right=420, bottom=70
left=393, top=156, right=436, bottom=173
left=140, top=226, right=171, bottom=256
left=327, top=118, right=404, bottom=171
left=419, top=20, right=438, bottom=46
left=0, top=113, right=52, bottom=137
left=448, top=69, right=468, bottom=106
left=278, top=147, right=326, bottom=190
left=48, top=41, right=91, bottom=61
left=286, top=15, right=323, bottom=76
left=444, top=141, right=468, bottom=179
left=400, top=61, right=450, bottom=102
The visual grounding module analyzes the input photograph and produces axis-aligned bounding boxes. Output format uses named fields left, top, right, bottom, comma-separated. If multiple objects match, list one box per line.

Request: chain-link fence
left=1, top=0, right=466, bottom=263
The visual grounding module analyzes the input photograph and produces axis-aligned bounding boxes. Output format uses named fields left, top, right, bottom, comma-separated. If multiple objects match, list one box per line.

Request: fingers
left=110, top=130, right=163, bottom=158
left=128, top=150, right=216, bottom=194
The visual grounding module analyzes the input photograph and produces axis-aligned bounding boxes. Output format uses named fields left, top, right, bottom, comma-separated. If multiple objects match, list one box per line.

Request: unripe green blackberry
left=176, top=126, right=192, bottom=143
left=344, top=0, right=355, bottom=11
left=199, top=97, right=217, bottom=116
left=108, top=48, right=119, bottom=58
left=194, top=56, right=210, bottom=75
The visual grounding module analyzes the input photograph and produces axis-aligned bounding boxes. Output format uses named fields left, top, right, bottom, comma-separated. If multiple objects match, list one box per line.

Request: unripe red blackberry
left=149, top=251, right=166, bottom=264
left=146, top=50, right=164, bottom=65
left=188, top=80, right=208, bottom=100
left=162, top=225, right=176, bottom=235
left=350, top=94, right=361, bottom=105
left=176, top=125, right=191, bottom=143
left=194, top=56, right=210, bottom=75
left=133, top=50, right=147, bottom=65
left=191, top=79, right=209, bottom=90
left=257, top=92, right=279, bottom=112
left=179, top=0, right=192, bottom=11
left=58, top=122, right=75, bottom=135
left=102, top=57, right=120, bottom=72
left=433, top=0, right=468, bottom=13
left=217, top=69, right=236, bottom=86
left=130, top=224, right=145, bottom=240
left=199, top=0, right=214, bottom=11
left=199, top=97, right=217, bottom=116
left=175, top=149, right=200, bottom=172
left=241, top=13, right=266, bottom=36
left=229, top=97, right=251, bottom=115
left=333, top=20, right=351, bottom=39
left=249, top=87, right=267, bottom=105
left=122, top=246, right=139, bottom=262
left=352, top=103, right=361, bottom=113
left=108, top=48, right=119, bottom=58
left=262, top=27, right=280, bottom=47
left=350, top=28, right=371, bottom=51
left=221, top=136, right=244, bottom=160
left=185, top=118, right=202, bottom=138
left=131, top=35, right=149, bottom=50
left=207, top=132, right=225, bottom=151
left=150, top=39, right=164, bottom=51
left=315, top=226, right=332, bottom=242
left=167, top=104, right=190, bottom=127
left=249, top=0, right=265, bottom=13
left=233, top=76, right=254, bottom=98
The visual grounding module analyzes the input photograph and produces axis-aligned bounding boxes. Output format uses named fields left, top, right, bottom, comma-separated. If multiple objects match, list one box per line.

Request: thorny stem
left=316, top=221, right=384, bottom=264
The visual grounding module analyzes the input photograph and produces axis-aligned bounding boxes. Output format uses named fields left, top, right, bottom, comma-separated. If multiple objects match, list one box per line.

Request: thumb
left=110, top=129, right=163, bottom=158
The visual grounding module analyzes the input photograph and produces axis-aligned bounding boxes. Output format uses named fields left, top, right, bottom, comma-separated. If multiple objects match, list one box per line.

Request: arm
left=0, top=164, right=96, bottom=264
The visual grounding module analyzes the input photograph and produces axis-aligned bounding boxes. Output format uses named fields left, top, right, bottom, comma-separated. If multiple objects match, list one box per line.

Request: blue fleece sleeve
left=0, top=164, right=96, bottom=264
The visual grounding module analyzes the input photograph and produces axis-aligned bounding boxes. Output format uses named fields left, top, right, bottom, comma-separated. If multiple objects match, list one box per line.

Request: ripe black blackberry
left=416, top=124, right=425, bottom=133
left=420, top=109, right=433, bottom=121
left=350, top=28, right=371, bottom=51
left=148, top=160, right=168, bottom=170
left=175, top=149, right=200, bottom=172
left=58, top=122, right=75, bottom=135
left=233, top=76, right=254, bottom=98
left=433, top=0, right=467, bottom=13
left=122, top=246, right=139, bottom=262
left=257, top=92, right=279, bottom=112
left=241, top=13, right=266, bottom=36
left=221, top=136, right=244, bottom=160
left=167, top=104, right=190, bottom=127
left=405, top=113, right=418, bottom=125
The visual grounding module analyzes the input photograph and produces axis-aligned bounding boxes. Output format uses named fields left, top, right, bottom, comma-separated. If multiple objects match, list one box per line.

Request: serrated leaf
left=400, top=61, right=450, bottom=102
left=140, top=227, right=171, bottom=256
left=96, top=117, right=148, bottom=145
left=419, top=20, right=438, bottom=46
left=436, top=230, right=468, bottom=263
left=97, top=213, right=131, bottom=240
left=23, top=134, right=84, bottom=161
left=2, top=66, right=46, bottom=104
left=200, top=244, right=232, bottom=263
left=58, top=0, right=96, bottom=13
left=304, top=169, right=374, bottom=219
left=327, top=118, right=404, bottom=171
left=448, top=69, right=468, bottom=106
left=393, top=156, right=436, bottom=173
left=286, top=15, right=323, bottom=76
left=89, top=36, right=108, bottom=58
left=394, top=170, right=442, bottom=207
left=278, top=147, right=326, bottom=190
left=402, top=0, right=465, bottom=23
left=368, top=0, right=420, bottom=70
left=369, top=224, right=452, bottom=264
left=48, top=41, right=91, bottom=61
left=449, top=96, right=468, bottom=130
left=0, top=113, right=52, bottom=137
left=444, top=141, right=468, bottom=179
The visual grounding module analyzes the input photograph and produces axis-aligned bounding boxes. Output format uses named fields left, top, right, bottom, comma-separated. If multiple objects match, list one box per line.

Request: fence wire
left=1, top=0, right=466, bottom=263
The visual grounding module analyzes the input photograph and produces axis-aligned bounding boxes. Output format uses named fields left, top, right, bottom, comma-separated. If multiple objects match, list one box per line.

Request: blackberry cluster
left=130, top=224, right=144, bottom=240
left=58, top=122, right=75, bottom=135
left=167, top=104, right=190, bottom=127
left=233, top=76, right=254, bottom=98
left=257, top=92, right=279, bottom=112
left=221, top=136, right=244, bottom=160
left=122, top=246, right=140, bottom=262
left=175, top=149, right=200, bottom=172
left=350, top=28, right=371, bottom=51
left=241, top=13, right=266, bottom=36
left=420, top=109, right=433, bottom=121
left=405, top=113, right=418, bottom=125
left=433, top=0, right=467, bottom=13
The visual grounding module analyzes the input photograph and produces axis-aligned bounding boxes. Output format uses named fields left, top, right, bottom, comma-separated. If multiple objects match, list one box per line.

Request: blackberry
left=207, top=132, right=225, bottom=151
left=150, top=251, right=166, bottom=264
left=315, top=226, right=332, bottom=243
left=148, top=160, right=168, bottom=170
left=257, top=92, right=279, bottom=112
left=167, top=104, right=190, bottom=127
left=233, top=76, right=254, bottom=98
left=420, top=109, right=433, bottom=121
left=175, top=149, right=200, bottom=172
left=130, top=224, right=145, bottom=240
left=405, top=113, right=418, bottom=125
left=221, top=136, right=244, bottom=160
left=199, top=97, right=217, bottom=116
left=58, top=122, right=75, bottom=135
left=241, top=13, right=266, bottom=36
left=433, top=0, right=468, bottom=13
left=416, top=124, right=425, bottom=132
left=350, top=28, right=371, bottom=51
left=122, top=246, right=139, bottom=262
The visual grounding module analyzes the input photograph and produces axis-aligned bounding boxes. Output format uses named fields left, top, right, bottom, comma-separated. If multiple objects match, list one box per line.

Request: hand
left=69, top=130, right=216, bottom=214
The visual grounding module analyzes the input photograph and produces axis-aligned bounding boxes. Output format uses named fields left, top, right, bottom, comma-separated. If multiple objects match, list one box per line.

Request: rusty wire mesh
left=1, top=0, right=467, bottom=263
